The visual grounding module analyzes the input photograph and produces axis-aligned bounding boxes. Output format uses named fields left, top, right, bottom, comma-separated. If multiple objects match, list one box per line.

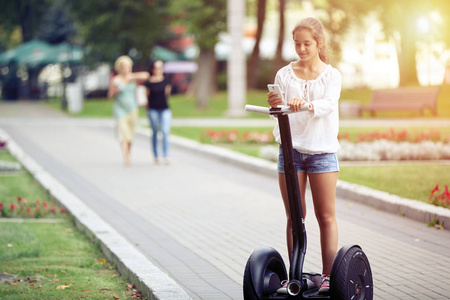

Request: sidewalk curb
left=0, top=129, right=191, bottom=300
left=142, top=128, right=450, bottom=231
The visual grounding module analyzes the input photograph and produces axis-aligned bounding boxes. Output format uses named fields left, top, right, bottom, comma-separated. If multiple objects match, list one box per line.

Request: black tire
left=330, top=245, right=373, bottom=300
left=243, top=247, right=287, bottom=300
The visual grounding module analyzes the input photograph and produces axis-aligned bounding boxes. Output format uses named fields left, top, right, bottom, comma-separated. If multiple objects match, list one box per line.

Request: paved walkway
left=1, top=101, right=450, bottom=300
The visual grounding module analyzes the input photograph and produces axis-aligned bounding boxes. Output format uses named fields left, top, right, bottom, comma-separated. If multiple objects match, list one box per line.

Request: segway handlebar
left=245, top=104, right=312, bottom=115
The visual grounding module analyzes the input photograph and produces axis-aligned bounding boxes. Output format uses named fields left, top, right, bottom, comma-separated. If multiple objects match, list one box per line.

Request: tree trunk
left=247, top=0, right=266, bottom=89
left=196, top=48, right=215, bottom=109
left=274, top=0, right=286, bottom=71
left=397, top=28, right=419, bottom=86
left=16, top=0, right=33, bottom=42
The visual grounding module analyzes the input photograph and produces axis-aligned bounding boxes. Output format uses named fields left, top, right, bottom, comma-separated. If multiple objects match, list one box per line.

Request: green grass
left=0, top=150, right=141, bottom=299
left=339, top=164, right=450, bottom=204
left=0, top=221, right=136, bottom=300
left=48, top=90, right=273, bottom=119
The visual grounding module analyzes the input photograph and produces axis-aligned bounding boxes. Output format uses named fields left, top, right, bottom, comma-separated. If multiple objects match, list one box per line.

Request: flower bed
left=429, top=184, right=450, bottom=211
left=0, top=197, right=66, bottom=218
left=199, top=128, right=450, bottom=162
left=338, top=140, right=450, bottom=161
left=201, top=129, right=275, bottom=144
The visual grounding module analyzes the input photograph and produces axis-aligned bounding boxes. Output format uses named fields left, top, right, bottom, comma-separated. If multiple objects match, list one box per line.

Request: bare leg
left=121, top=140, right=132, bottom=165
left=278, top=172, right=307, bottom=260
left=308, top=172, right=338, bottom=274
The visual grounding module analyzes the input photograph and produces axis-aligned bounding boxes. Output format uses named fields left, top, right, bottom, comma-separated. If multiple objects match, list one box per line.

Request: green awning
left=0, top=40, right=83, bottom=67
left=0, top=40, right=52, bottom=65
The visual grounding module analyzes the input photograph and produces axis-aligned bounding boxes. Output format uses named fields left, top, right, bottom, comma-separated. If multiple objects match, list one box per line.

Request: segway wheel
left=243, top=247, right=287, bottom=300
left=330, top=245, right=373, bottom=300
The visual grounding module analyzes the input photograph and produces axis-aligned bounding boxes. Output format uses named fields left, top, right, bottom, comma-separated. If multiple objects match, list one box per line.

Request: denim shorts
left=277, top=146, right=339, bottom=174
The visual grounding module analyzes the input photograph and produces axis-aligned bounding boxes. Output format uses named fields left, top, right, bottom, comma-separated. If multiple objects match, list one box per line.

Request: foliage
left=428, top=184, right=450, bottom=209
left=169, top=0, right=226, bottom=50
left=37, top=0, right=77, bottom=44
left=68, top=0, right=170, bottom=65
left=315, top=0, right=375, bottom=63
left=0, top=0, right=53, bottom=43
left=169, top=0, right=227, bottom=108
left=427, top=216, right=444, bottom=229
left=372, top=0, right=450, bottom=85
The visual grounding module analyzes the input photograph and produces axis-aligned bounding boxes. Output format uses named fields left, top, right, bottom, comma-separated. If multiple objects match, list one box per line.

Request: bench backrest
left=371, top=87, right=440, bottom=107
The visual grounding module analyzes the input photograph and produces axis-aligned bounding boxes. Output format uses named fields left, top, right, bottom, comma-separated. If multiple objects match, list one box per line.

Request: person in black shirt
left=144, top=60, right=172, bottom=164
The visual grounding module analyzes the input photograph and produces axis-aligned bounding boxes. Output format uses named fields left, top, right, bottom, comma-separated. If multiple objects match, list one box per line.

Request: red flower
left=10, top=203, right=15, bottom=211
left=43, top=201, right=48, bottom=209
left=61, top=208, right=66, bottom=214
left=50, top=205, right=55, bottom=213
left=444, top=185, right=450, bottom=200
left=429, top=184, right=440, bottom=200
left=36, top=199, right=40, bottom=206
left=26, top=207, right=31, bottom=214
left=17, top=197, right=22, bottom=202
left=0, top=203, right=4, bottom=211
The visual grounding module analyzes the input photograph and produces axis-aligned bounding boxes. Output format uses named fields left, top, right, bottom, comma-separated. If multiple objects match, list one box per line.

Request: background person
left=107, top=55, right=149, bottom=166
left=267, top=17, right=341, bottom=295
left=144, top=60, right=172, bottom=164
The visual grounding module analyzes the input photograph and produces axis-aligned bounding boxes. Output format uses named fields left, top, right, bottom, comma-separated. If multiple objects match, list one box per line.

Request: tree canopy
left=69, top=0, right=170, bottom=66
left=374, top=0, right=450, bottom=85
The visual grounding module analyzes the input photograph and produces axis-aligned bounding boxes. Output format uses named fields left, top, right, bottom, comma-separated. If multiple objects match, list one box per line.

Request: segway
left=243, top=104, right=373, bottom=300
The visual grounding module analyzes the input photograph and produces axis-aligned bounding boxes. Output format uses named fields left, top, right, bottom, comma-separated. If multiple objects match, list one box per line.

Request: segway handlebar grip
left=244, top=105, right=272, bottom=115
left=245, top=104, right=311, bottom=115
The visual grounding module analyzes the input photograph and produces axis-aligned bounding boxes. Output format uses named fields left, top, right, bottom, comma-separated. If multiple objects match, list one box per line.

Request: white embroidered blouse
left=273, top=62, right=341, bottom=154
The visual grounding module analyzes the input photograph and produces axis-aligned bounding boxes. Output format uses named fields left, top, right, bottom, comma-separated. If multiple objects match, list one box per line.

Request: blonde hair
left=292, top=18, right=330, bottom=64
left=114, top=55, right=133, bottom=72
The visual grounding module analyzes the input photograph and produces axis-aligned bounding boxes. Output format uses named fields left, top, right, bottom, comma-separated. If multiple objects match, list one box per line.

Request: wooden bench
left=360, top=87, right=440, bottom=116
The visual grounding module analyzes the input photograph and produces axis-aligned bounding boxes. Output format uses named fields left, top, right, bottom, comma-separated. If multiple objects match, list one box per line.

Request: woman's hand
left=288, top=97, right=312, bottom=112
left=267, top=92, right=283, bottom=108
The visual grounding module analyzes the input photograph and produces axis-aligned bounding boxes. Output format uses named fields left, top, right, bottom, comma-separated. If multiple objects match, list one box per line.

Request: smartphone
left=267, top=84, right=285, bottom=106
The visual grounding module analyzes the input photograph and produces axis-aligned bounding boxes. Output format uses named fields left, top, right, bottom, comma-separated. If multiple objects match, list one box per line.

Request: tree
left=321, top=0, right=450, bottom=86
left=170, top=0, right=227, bottom=109
left=374, top=0, right=450, bottom=86
left=37, top=0, right=76, bottom=44
left=69, top=0, right=169, bottom=66
left=274, top=0, right=286, bottom=71
left=0, top=0, right=52, bottom=44
left=247, top=0, right=266, bottom=89
left=314, top=0, right=373, bottom=65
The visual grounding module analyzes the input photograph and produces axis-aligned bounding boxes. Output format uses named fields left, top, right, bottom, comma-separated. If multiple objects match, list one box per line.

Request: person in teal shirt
left=107, top=56, right=149, bottom=165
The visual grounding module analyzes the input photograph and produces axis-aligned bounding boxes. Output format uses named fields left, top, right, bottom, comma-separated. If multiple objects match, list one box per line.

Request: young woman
left=107, top=55, right=149, bottom=166
left=144, top=60, right=172, bottom=164
left=267, top=18, right=341, bottom=295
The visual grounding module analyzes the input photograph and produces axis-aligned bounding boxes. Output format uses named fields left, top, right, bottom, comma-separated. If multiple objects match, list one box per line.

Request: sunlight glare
left=416, top=17, right=430, bottom=34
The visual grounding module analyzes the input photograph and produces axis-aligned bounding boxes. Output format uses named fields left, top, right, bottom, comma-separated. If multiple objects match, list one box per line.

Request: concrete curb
left=141, top=128, right=450, bottom=231
left=0, top=128, right=191, bottom=300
